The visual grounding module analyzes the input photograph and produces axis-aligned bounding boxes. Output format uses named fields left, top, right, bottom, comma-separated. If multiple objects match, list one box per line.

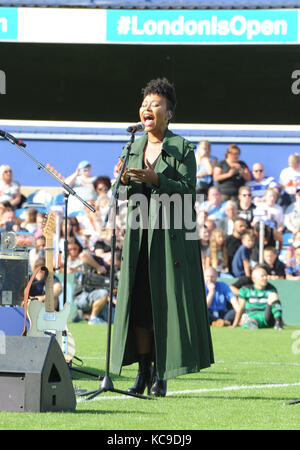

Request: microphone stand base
left=76, top=375, right=154, bottom=401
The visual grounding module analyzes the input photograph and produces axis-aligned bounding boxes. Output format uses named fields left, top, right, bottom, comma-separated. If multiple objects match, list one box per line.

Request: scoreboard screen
left=0, top=43, right=299, bottom=125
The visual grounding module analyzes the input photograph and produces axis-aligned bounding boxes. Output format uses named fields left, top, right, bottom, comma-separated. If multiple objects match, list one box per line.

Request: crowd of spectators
left=1, top=143, right=299, bottom=330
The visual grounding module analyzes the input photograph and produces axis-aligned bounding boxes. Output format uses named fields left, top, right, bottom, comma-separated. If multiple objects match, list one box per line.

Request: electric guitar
left=27, top=211, right=75, bottom=362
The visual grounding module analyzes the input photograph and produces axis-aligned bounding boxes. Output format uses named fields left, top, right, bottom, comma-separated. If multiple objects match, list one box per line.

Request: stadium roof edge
left=2, top=120, right=300, bottom=143
left=2, top=1, right=300, bottom=10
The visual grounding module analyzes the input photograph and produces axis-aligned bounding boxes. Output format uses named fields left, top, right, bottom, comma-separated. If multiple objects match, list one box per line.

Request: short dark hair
left=141, top=77, right=177, bottom=114
left=252, top=264, right=267, bottom=275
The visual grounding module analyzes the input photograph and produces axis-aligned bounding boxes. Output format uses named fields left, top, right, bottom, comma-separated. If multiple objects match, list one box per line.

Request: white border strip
left=2, top=121, right=300, bottom=143
left=7, top=133, right=300, bottom=144
left=2, top=119, right=300, bottom=132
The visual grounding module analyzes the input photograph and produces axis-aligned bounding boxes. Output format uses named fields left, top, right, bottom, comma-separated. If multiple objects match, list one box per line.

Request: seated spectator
left=72, top=250, right=110, bottom=325
left=246, top=162, right=278, bottom=205
left=253, top=188, right=284, bottom=233
left=213, top=144, right=251, bottom=202
left=29, top=235, right=46, bottom=271
left=196, top=208, right=208, bottom=228
left=94, top=175, right=112, bottom=197
left=199, top=225, right=211, bottom=271
left=207, top=228, right=230, bottom=277
left=285, top=245, right=300, bottom=280
left=65, top=237, right=83, bottom=274
left=204, top=267, right=239, bottom=326
left=0, top=201, right=10, bottom=225
left=198, top=186, right=226, bottom=223
left=0, top=165, right=23, bottom=209
left=226, top=217, right=248, bottom=274
left=231, top=264, right=284, bottom=330
left=0, top=206, right=27, bottom=233
left=34, top=212, right=47, bottom=239
left=59, top=216, right=85, bottom=253
left=95, top=194, right=110, bottom=231
left=251, top=223, right=283, bottom=265
left=284, top=187, right=300, bottom=233
left=231, top=230, right=256, bottom=277
left=195, top=140, right=216, bottom=199
left=76, top=200, right=100, bottom=249
left=94, top=176, right=112, bottom=224
left=284, top=230, right=300, bottom=268
left=20, top=208, right=38, bottom=233
left=262, top=246, right=285, bottom=279
left=65, top=161, right=97, bottom=213
left=218, top=200, right=238, bottom=236
left=237, top=186, right=256, bottom=227
left=29, top=256, right=62, bottom=311
left=93, top=239, right=112, bottom=271
left=278, top=153, right=300, bottom=208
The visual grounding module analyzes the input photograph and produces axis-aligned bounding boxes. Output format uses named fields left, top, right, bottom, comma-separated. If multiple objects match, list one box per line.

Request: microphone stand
left=77, top=131, right=152, bottom=401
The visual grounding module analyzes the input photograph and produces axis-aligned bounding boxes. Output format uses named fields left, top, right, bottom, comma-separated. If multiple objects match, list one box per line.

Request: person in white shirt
left=246, top=162, right=278, bottom=205
left=253, top=187, right=284, bottom=233
left=284, top=188, right=300, bottom=233
left=0, top=165, right=22, bottom=208
left=278, top=153, right=300, bottom=207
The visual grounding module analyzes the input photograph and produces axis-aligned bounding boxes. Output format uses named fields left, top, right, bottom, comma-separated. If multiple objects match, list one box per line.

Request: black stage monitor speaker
left=0, top=335, right=76, bottom=412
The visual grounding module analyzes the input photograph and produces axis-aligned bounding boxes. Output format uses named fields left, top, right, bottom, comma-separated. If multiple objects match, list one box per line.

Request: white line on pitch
left=76, top=381, right=300, bottom=402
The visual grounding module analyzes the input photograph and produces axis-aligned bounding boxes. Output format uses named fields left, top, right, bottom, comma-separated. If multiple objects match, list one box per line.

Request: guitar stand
left=76, top=132, right=153, bottom=401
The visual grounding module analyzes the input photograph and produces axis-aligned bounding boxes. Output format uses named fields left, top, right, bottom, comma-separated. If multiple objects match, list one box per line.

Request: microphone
left=0, top=129, right=26, bottom=147
left=126, top=122, right=145, bottom=134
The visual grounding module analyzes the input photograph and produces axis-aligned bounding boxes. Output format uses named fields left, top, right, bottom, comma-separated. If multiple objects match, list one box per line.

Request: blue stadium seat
left=282, top=232, right=293, bottom=246
left=54, top=193, right=65, bottom=205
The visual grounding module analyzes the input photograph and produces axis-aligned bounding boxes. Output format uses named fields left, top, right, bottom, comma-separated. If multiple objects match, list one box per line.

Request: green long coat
left=111, top=129, right=214, bottom=380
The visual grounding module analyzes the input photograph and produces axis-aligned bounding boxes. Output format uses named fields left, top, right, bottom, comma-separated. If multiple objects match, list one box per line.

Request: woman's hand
left=127, top=159, right=159, bottom=186
left=115, top=157, right=130, bottom=185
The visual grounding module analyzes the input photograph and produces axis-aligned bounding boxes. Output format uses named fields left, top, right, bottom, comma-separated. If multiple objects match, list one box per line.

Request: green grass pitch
left=1, top=322, right=300, bottom=430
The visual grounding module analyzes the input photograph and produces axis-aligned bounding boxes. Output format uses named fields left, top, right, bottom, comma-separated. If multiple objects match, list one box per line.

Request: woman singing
left=111, top=78, right=214, bottom=397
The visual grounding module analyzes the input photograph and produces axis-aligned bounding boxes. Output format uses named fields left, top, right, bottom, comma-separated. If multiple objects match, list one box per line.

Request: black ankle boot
left=127, top=353, right=152, bottom=395
left=148, top=372, right=167, bottom=397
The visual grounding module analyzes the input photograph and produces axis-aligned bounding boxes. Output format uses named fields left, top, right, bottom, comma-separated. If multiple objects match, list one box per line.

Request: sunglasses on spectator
left=253, top=169, right=264, bottom=172
left=241, top=193, right=252, bottom=196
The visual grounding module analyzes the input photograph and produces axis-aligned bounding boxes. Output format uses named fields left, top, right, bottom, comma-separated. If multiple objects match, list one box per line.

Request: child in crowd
left=285, top=230, right=300, bottom=269
left=20, top=208, right=38, bottom=233
left=285, top=245, right=300, bottom=280
left=231, top=230, right=256, bottom=277
left=199, top=225, right=211, bottom=271
left=262, top=246, right=285, bottom=279
left=207, top=228, right=230, bottom=277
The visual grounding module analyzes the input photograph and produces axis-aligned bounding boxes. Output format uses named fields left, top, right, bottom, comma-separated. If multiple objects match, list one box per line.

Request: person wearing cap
left=65, top=161, right=96, bottom=190
left=65, top=161, right=97, bottom=212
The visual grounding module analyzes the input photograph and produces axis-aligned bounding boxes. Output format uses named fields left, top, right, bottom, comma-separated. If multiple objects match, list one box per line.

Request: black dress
left=130, top=158, right=159, bottom=330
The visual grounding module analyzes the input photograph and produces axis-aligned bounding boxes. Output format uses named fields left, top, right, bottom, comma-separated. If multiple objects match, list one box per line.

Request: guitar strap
left=22, top=266, right=47, bottom=336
